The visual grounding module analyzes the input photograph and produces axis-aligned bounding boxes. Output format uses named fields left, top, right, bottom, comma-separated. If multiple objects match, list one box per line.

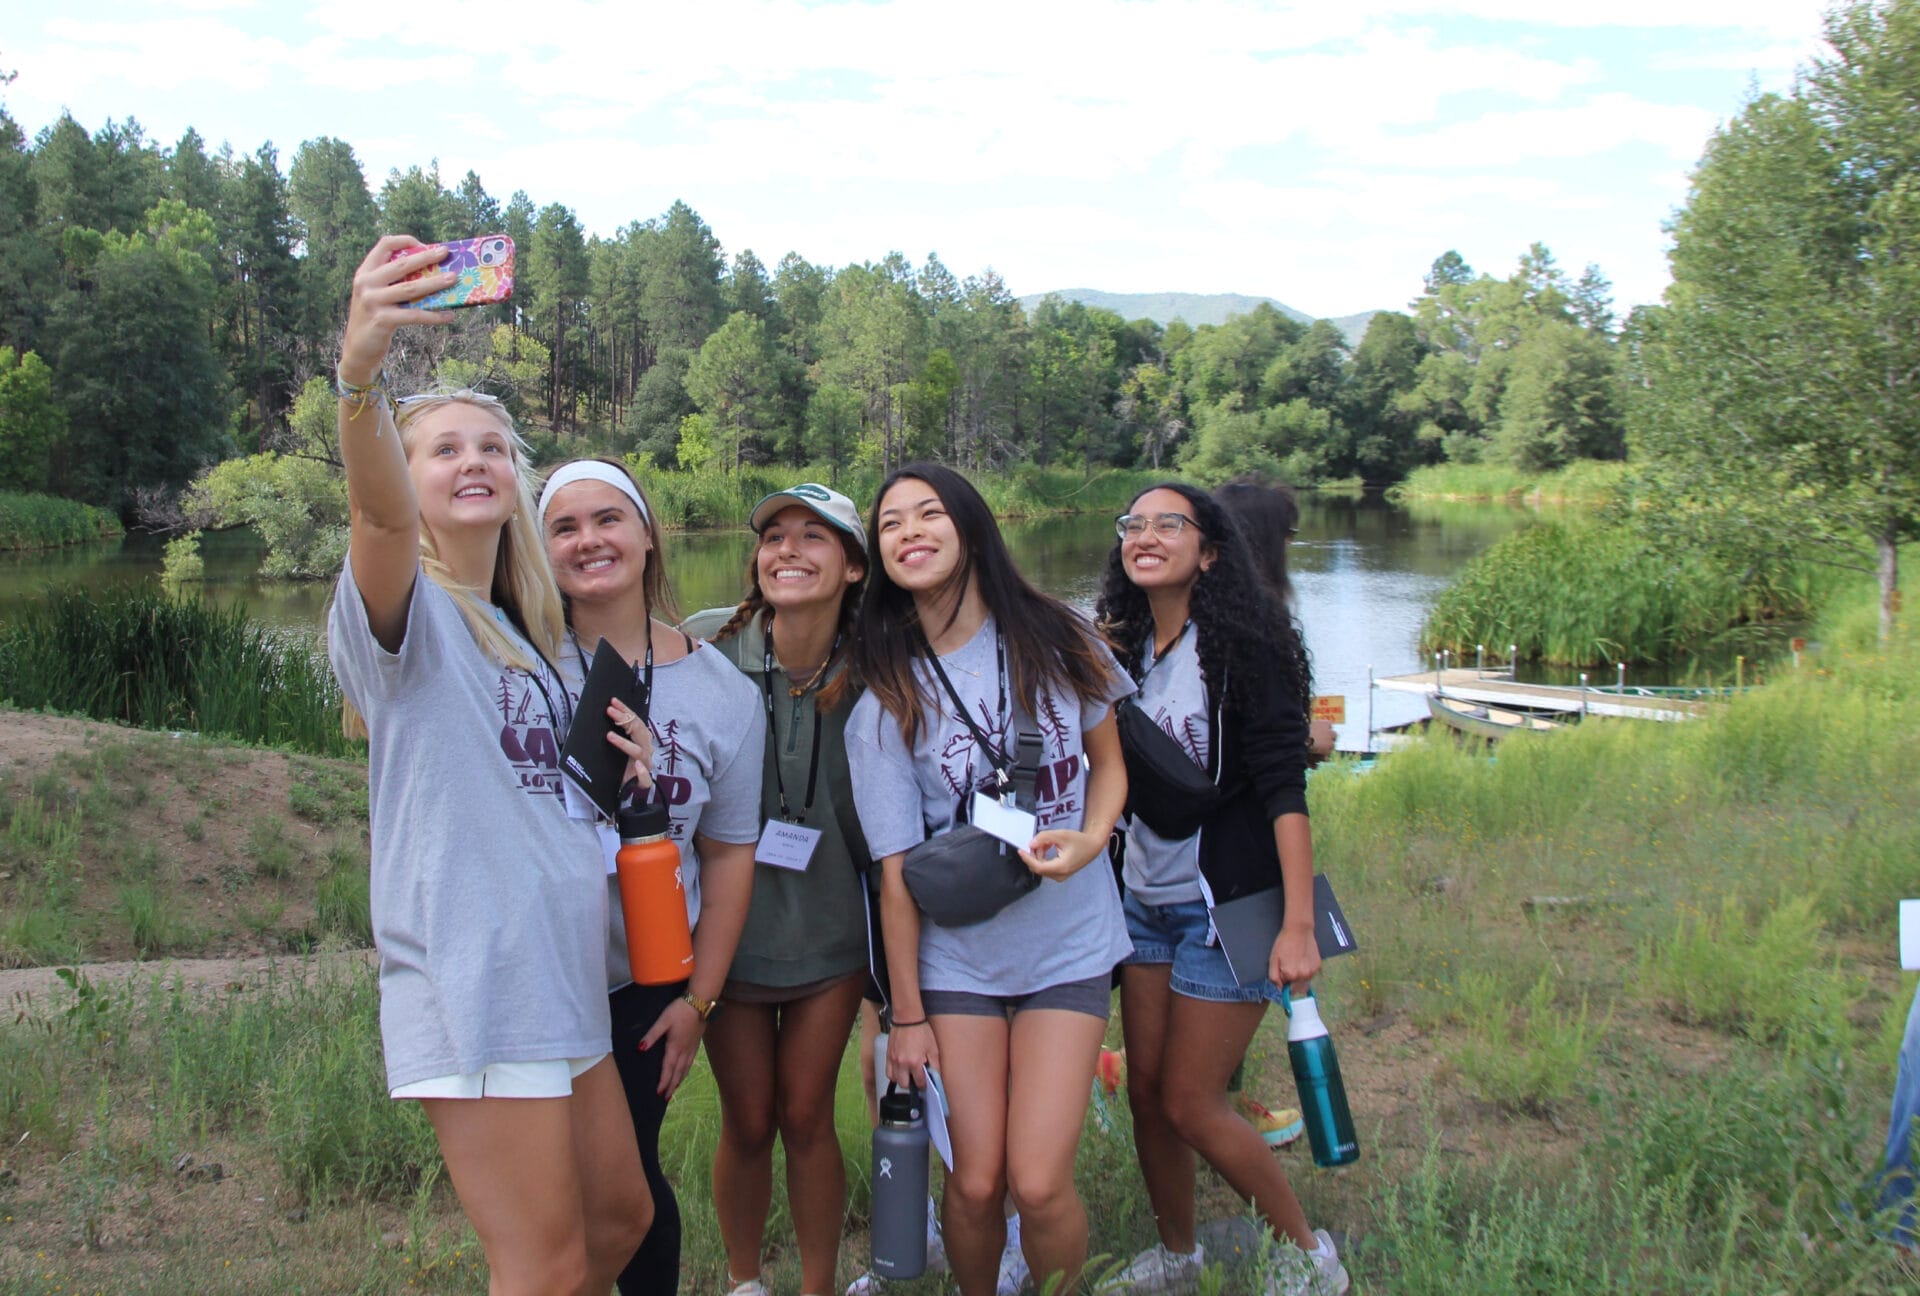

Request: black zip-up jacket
left=1195, top=656, right=1310, bottom=908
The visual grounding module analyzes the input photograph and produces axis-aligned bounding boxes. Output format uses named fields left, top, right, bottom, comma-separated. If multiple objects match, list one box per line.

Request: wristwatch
left=682, top=990, right=720, bottom=1021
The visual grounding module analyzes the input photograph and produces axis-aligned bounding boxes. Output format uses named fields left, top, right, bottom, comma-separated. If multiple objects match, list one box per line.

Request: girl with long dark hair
left=1096, top=483, right=1348, bottom=1296
left=845, top=463, right=1132, bottom=1296
left=679, top=485, right=874, bottom=1296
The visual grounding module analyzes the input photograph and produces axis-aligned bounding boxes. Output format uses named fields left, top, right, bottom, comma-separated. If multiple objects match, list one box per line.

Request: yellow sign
left=1312, top=695, right=1346, bottom=724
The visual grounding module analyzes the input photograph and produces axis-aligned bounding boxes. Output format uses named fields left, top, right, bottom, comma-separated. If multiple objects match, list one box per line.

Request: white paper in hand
left=970, top=792, right=1038, bottom=850
left=1901, top=899, right=1920, bottom=970
left=922, top=1066, right=955, bottom=1172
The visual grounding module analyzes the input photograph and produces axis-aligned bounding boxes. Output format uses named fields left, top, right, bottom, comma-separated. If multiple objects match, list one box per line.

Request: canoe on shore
left=1427, top=693, right=1571, bottom=741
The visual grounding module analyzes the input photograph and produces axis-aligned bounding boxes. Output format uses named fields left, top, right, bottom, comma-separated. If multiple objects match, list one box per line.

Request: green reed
left=1420, top=516, right=1825, bottom=664
left=0, top=584, right=358, bottom=757
left=0, top=490, right=123, bottom=551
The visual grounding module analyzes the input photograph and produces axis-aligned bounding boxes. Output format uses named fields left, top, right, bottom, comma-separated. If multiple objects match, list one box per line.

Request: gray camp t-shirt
left=1123, top=627, right=1210, bottom=905
left=558, top=631, right=765, bottom=992
left=327, top=558, right=610, bottom=1091
left=844, top=614, right=1134, bottom=997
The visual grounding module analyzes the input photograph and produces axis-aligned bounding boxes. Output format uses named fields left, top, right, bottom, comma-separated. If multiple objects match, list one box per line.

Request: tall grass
left=1420, top=516, right=1826, bottom=664
left=0, top=490, right=123, bottom=550
left=1390, top=459, right=1627, bottom=507
left=615, top=460, right=1175, bottom=530
left=0, top=584, right=358, bottom=757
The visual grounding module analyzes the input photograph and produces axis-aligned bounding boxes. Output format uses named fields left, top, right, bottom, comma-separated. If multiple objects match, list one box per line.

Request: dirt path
left=0, top=948, right=375, bottom=1007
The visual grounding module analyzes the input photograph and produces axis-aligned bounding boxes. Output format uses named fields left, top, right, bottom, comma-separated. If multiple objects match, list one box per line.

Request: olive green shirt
left=681, top=607, right=872, bottom=988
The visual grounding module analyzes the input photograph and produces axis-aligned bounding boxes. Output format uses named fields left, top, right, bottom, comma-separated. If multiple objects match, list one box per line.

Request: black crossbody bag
left=900, top=632, right=1046, bottom=928
left=1116, top=624, right=1240, bottom=840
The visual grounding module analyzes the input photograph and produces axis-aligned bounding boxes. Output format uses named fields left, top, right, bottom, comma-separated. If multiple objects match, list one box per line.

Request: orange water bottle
left=615, top=802, right=694, bottom=985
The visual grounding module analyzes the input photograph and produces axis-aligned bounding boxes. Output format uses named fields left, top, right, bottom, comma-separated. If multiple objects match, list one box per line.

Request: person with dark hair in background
left=846, top=463, right=1132, bottom=1296
left=1097, top=482, right=1349, bottom=1296
left=1213, top=477, right=1333, bottom=762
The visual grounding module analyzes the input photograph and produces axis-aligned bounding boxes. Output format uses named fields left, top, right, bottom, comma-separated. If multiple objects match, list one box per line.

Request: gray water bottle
left=871, top=1083, right=930, bottom=1278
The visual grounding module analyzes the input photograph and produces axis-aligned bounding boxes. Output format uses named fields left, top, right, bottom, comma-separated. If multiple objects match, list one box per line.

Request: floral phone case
left=393, top=234, right=515, bottom=309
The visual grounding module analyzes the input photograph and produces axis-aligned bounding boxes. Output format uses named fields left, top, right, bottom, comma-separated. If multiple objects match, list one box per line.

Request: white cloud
left=35, top=17, right=294, bottom=93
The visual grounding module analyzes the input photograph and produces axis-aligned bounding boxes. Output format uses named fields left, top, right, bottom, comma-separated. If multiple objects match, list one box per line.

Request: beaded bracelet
left=335, top=366, right=392, bottom=420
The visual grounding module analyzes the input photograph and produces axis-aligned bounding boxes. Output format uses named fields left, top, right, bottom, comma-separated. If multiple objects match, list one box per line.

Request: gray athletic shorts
left=920, top=973, right=1113, bottom=1022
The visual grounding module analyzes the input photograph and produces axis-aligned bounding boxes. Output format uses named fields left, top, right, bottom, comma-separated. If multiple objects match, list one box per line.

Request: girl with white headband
left=538, top=456, right=765, bottom=1296
left=325, top=239, right=652, bottom=1295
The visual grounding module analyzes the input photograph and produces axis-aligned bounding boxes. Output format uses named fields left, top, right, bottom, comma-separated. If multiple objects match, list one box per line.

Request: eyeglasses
left=1116, top=512, right=1199, bottom=541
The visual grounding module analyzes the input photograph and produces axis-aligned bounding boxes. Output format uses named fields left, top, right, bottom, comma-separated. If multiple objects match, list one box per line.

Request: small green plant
left=249, top=813, right=297, bottom=879
left=315, top=841, right=372, bottom=944
left=160, top=529, right=204, bottom=586
left=1643, top=895, right=1839, bottom=1040
left=1449, top=969, right=1606, bottom=1111
left=118, top=879, right=191, bottom=955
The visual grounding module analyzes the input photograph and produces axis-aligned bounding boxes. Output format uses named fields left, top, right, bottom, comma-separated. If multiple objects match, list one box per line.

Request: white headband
left=537, top=461, right=652, bottom=527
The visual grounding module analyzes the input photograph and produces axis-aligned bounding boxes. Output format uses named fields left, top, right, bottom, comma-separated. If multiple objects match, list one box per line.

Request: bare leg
left=930, top=1013, right=1011, bottom=1296
left=774, top=974, right=867, bottom=1295
left=706, top=1001, right=781, bottom=1285
left=423, top=1095, right=593, bottom=1296
left=1160, top=997, right=1315, bottom=1248
left=859, top=999, right=883, bottom=1128
left=1121, top=964, right=1199, bottom=1252
left=1004, top=1008, right=1107, bottom=1294
left=569, top=1057, right=655, bottom=1289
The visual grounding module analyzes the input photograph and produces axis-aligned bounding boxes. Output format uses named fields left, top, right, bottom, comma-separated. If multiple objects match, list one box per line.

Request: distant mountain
left=1018, top=288, right=1382, bottom=346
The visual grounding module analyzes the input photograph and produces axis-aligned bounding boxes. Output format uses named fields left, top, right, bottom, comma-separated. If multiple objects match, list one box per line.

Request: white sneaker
left=1262, top=1229, right=1349, bottom=1296
left=1113, top=1241, right=1204, bottom=1294
left=997, top=1214, right=1030, bottom=1295
left=725, top=1278, right=769, bottom=1296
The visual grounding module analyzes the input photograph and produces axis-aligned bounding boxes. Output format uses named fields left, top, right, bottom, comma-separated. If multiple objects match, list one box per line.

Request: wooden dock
left=1372, top=668, right=1708, bottom=722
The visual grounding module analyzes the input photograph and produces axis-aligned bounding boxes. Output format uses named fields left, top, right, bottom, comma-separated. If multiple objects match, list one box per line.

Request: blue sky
left=0, top=0, right=1832, bottom=319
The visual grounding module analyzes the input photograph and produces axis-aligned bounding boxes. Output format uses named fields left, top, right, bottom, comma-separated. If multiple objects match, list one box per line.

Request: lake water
left=0, top=494, right=1539, bottom=749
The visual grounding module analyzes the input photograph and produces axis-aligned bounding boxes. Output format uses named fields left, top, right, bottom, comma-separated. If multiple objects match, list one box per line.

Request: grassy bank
left=0, top=586, right=356, bottom=758
left=1421, top=516, right=1833, bottom=666
left=2, top=591, right=1916, bottom=1291
left=1390, top=460, right=1627, bottom=507
left=0, top=490, right=123, bottom=550
left=626, top=462, right=1177, bottom=530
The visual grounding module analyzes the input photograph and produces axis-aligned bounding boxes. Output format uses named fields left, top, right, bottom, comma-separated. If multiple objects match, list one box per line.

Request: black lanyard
left=1135, top=621, right=1191, bottom=687
left=494, top=604, right=573, bottom=737
left=761, top=624, right=830, bottom=824
left=921, top=627, right=1011, bottom=787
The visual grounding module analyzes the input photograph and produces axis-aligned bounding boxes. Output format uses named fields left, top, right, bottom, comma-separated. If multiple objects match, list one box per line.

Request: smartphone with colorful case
left=392, top=234, right=515, bottom=309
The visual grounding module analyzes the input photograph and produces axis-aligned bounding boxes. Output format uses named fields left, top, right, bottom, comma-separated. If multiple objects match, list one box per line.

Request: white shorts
left=390, top=1053, right=608, bottom=1100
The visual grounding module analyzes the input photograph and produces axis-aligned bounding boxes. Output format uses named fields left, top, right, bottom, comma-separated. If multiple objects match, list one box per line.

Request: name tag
left=970, top=792, right=1037, bottom=851
left=755, top=820, right=823, bottom=872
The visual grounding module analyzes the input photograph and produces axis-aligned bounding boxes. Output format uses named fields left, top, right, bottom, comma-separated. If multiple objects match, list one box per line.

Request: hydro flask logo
left=877, top=1157, right=893, bottom=1180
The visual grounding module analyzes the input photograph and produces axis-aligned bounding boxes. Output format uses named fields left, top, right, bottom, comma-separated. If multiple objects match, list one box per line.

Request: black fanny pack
left=1116, top=625, right=1238, bottom=840
left=902, top=729, right=1045, bottom=928
left=1116, top=700, right=1235, bottom=839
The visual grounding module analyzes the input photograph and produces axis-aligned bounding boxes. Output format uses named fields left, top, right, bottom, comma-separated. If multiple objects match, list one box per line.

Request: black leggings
left=611, top=980, right=684, bottom=1296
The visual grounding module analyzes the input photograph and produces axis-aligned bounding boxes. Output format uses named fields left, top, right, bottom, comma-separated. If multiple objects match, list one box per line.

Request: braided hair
left=709, top=527, right=867, bottom=713
left=1094, top=482, right=1312, bottom=720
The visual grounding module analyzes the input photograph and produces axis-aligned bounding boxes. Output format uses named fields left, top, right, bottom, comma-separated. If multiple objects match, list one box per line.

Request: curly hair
left=710, top=525, right=867, bottom=713
left=1094, top=482, right=1311, bottom=719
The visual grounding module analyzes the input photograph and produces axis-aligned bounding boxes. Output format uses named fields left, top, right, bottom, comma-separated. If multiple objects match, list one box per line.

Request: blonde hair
left=339, top=389, right=566, bottom=739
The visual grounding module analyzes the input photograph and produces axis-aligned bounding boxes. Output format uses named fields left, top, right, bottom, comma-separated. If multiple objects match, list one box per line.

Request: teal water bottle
left=1286, top=988, right=1360, bottom=1168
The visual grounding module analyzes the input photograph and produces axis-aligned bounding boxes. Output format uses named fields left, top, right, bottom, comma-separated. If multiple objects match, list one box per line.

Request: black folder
left=1212, top=874, right=1360, bottom=987
left=558, top=638, right=650, bottom=821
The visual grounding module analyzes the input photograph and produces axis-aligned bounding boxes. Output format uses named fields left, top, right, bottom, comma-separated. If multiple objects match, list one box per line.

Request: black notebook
left=1212, top=874, right=1359, bottom=987
left=558, top=638, right=650, bottom=821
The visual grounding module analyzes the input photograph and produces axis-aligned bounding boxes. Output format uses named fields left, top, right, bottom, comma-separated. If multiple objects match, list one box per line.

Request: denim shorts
left=1121, top=891, right=1284, bottom=1005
